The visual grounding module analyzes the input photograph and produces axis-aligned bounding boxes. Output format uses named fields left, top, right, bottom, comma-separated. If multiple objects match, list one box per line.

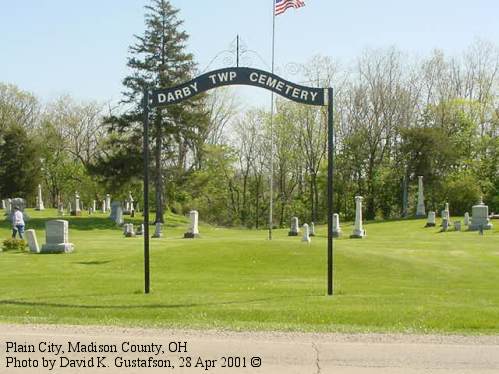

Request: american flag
left=275, top=0, right=305, bottom=16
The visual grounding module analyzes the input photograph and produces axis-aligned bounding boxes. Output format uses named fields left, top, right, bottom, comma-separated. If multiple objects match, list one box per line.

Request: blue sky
left=1, top=0, right=497, bottom=106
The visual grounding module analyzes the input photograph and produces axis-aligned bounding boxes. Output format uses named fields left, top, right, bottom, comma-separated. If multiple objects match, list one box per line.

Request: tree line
left=1, top=0, right=497, bottom=227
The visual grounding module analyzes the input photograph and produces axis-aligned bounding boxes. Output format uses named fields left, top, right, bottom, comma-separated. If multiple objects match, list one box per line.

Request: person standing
left=11, top=206, right=25, bottom=239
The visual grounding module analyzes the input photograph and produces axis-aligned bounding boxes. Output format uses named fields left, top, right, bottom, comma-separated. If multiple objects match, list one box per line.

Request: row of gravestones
left=121, top=210, right=200, bottom=239
left=289, top=196, right=367, bottom=240
left=424, top=200, right=493, bottom=232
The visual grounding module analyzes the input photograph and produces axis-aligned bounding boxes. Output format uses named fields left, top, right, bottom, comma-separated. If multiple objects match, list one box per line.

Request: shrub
left=2, top=238, right=27, bottom=252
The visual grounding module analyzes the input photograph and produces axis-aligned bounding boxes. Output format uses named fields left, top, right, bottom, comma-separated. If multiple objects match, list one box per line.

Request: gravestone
left=25, top=229, right=40, bottom=253
left=332, top=213, right=342, bottom=237
left=454, top=221, right=462, bottom=231
left=425, top=211, right=436, bottom=227
left=11, top=198, right=26, bottom=211
left=92, top=200, right=97, bottom=212
left=416, top=176, right=425, bottom=217
left=114, top=206, right=124, bottom=226
left=441, top=203, right=450, bottom=224
left=469, top=200, right=493, bottom=231
left=41, top=220, right=74, bottom=253
left=1, top=199, right=5, bottom=209
left=123, top=223, right=135, bottom=237
left=310, top=222, right=316, bottom=236
left=68, top=202, right=72, bottom=215
left=136, top=224, right=144, bottom=236
left=288, top=217, right=299, bottom=236
left=351, top=196, right=366, bottom=238
left=105, top=194, right=111, bottom=212
left=58, top=203, right=64, bottom=216
left=4, top=199, right=12, bottom=216
left=464, top=212, right=470, bottom=226
left=441, top=218, right=449, bottom=232
left=302, top=223, right=311, bottom=243
left=35, top=184, right=45, bottom=211
left=70, top=192, right=81, bottom=216
left=124, top=191, right=134, bottom=215
left=184, top=210, right=200, bottom=238
left=110, top=202, right=121, bottom=221
left=152, top=223, right=162, bottom=238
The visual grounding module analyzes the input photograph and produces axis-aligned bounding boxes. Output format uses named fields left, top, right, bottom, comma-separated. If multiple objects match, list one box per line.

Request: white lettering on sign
left=155, top=70, right=322, bottom=106
left=209, top=71, right=238, bottom=85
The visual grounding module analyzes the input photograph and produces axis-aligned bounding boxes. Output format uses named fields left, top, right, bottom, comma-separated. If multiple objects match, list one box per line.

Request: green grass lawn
left=0, top=209, right=498, bottom=334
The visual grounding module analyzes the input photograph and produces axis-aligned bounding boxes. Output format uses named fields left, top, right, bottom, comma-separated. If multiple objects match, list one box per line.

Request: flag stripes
left=275, top=0, right=305, bottom=16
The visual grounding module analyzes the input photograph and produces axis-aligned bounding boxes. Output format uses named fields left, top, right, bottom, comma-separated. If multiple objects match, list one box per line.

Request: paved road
left=1, top=324, right=498, bottom=373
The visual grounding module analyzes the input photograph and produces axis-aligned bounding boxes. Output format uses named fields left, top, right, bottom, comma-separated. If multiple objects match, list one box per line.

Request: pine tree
left=93, top=0, right=208, bottom=223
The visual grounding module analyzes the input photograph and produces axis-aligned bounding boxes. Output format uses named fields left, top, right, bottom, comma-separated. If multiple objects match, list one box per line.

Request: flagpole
left=268, top=0, right=276, bottom=240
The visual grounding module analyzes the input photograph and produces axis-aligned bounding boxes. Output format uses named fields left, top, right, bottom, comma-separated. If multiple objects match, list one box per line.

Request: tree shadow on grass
left=0, top=294, right=323, bottom=310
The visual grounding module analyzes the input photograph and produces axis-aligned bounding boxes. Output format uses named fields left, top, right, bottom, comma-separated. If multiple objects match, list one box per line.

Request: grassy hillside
left=0, top=209, right=498, bottom=333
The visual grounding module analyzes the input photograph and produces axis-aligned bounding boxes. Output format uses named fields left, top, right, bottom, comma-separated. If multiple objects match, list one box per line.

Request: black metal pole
left=236, top=35, right=239, bottom=67
left=327, top=87, right=334, bottom=296
left=143, top=89, right=150, bottom=294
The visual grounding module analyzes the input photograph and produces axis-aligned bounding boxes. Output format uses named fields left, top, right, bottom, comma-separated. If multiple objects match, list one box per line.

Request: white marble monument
left=310, top=222, right=316, bottom=237
left=302, top=223, right=311, bottom=243
left=152, top=222, right=162, bottom=238
left=464, top=212, right=470, bottom=226
left=469, top=200, right=493, bottom=231
left=105, top=194, right=111, bottom=212
left=184, top=210, right=200, bottom=238
left=332, top=213, right=342, bottom=237
left=288, top=217, right=300, bottom=236
left=351, top=196, right=366, bottom=239
left=425, top=211, right=436, bottom=227
left=41, top=220, right=74, bottom=253
left=25, top=229, right=40, bottom=253
left=35, top=184, right=44, bottom=211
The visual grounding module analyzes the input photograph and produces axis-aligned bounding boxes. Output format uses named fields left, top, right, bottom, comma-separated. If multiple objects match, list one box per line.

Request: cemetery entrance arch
left=143, top=67, right=335, bottom=296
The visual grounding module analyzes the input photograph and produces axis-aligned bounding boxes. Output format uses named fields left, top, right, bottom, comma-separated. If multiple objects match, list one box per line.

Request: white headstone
left=332, top=213, right=342, bottom=237
left=5, top=199, right=12, bottom=215
left=124, top=223, right=135, bottom=237
left=302, top=223, right=311, bottom=243
left=309, top=222, right=316, bottom=236
left=351, top=196, right=366, bottom=238
left=41, top=220, right=74, bottom=253
left=35, top=184, right=45, bottom=211
left=152, top=222, right=162, bottom=238
left=464, top=212, right=470, bottom=226
left=1, top=199, right=5, bottom=210
left=469, top=200, right=493, bottom=231
left=442, top=218, right=449, bottom=232
left=288, top=217, right=300, bottom=236
left=114, top=206, right=124, bottom=226
left=425, top=211, right=436, bottom=227
left=454, top=221, right=462, bottom=231
left=184, top=210, right=200, bottom=238
left=105, top=194, right=111, bottom=212
left=92, top=200, right=96, bottom=212
left=25, top=229, right=40, bottom=253
left=416, top=176, right=425, bottom=217
left=71, top=192, right=81, bottom=216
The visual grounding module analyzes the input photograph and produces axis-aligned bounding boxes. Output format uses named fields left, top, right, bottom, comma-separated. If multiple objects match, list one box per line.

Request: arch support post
left=327, top=88, right=334, bottom=296
left=143, top=89, right=151, bottom=294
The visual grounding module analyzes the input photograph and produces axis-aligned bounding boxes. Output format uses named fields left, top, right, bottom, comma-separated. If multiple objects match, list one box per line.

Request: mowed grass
left=0, top=209, right=498, bottom=334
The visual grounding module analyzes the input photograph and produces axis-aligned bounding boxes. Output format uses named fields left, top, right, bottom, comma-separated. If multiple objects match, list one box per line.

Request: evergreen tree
left=93, top=0, right=208, bottom=223
left=0, top=125, right=41, bottom=199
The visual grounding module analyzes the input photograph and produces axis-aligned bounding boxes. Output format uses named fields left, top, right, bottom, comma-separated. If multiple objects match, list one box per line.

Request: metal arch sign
left=143, top=67, right=335, bottom=298
left=151, top=67, right=325, bottom=107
